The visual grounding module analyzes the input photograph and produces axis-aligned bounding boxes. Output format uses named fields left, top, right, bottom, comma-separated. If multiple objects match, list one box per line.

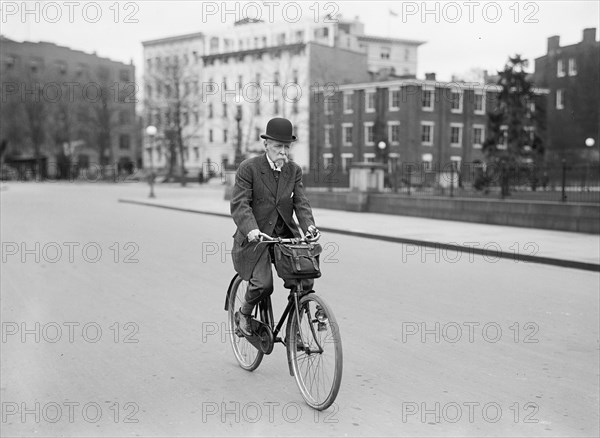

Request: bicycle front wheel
left=288, top=293, right=343, bottom=410
left=227, top=276, right=263, bottom=371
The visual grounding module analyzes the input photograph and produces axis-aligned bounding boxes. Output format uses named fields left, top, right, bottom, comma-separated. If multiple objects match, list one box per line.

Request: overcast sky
left=2, top=1, right=598, bottom=82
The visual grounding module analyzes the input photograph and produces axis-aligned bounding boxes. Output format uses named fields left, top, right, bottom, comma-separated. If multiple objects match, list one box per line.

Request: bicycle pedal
left=317, top=321, right=327, bottom=332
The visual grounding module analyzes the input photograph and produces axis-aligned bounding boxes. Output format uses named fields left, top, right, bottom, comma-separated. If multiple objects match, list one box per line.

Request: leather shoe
left=237, top=309, right=253, bottom=337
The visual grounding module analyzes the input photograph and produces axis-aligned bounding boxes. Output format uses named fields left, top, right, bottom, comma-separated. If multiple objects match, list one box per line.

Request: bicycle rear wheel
left=287, top=293, right=343, bottom=410
left=227, top=276, right=263, bottom=371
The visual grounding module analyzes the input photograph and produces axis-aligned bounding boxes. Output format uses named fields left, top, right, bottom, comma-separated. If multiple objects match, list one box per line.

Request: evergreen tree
left=482, top=55, right=544, bottom=195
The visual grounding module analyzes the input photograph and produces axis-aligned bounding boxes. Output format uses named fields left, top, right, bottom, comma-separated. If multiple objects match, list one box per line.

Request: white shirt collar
left=266, top=153, right=282, bottom=172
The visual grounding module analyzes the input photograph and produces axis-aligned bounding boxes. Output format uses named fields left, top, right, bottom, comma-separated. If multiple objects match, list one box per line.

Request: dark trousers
left=242, top=246, right=314, bottom=314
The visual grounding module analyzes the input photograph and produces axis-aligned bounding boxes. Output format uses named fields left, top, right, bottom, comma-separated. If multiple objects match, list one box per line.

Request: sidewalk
left=119, top=183, right=600, bottom=272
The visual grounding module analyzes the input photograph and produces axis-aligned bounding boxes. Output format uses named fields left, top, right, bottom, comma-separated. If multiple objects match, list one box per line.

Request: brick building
left=0, top=36, right=138, bottom=175
left=533, top=28, right=599, bottom=164
left=310, top=75, right=548, bottom=187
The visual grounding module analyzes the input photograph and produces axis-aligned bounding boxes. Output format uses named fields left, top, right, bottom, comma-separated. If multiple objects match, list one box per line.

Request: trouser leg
left=242, top=248, right=274, bottom=314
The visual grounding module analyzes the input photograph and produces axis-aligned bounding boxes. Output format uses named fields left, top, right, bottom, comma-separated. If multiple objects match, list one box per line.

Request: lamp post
left=585, top=137, right=595, bottom=191
left=234, top=104, right=243, bottom=168
left=378, top=141, right=387, bottom=189
left=146, top=125, right=157, bottom=198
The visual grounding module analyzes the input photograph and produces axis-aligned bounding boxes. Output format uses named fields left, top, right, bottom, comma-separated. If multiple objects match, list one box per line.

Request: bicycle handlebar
left=256, top=231, right=321, bottom=245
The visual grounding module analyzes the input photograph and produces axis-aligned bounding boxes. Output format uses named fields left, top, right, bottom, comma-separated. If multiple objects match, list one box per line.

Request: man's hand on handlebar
left=306, top=225, right=320, bottom=238
left=247, top=229, right=262, bottom=242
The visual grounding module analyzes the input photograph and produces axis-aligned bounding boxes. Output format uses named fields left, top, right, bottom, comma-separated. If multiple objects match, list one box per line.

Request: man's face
left=265, top=139, right=291, bottom=168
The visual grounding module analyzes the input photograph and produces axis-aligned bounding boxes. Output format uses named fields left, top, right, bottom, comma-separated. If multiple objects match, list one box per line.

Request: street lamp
left=234, top=104, right=243, bottom=168
left=378, top=141, right=387, bottom=190
left=146, top=125, right=157, bottom=198
left=585, top=137, right=596, bottom=191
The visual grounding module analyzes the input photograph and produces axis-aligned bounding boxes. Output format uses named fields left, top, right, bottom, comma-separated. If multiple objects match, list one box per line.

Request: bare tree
left=146, top=54, right=201, bottom=186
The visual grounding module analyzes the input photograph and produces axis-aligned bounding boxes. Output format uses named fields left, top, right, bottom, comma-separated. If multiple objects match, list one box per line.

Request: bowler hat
left=260, top=117, right=297, bottom=143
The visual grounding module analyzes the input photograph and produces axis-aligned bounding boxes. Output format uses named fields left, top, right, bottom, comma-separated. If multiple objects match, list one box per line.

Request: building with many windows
left=0, top=36, right=138, bottom=175
left=533, top=28, right=599, bottom=163
left=310, top=74, right=548, bottom=187
left=141, top=15, right=424, bottom=175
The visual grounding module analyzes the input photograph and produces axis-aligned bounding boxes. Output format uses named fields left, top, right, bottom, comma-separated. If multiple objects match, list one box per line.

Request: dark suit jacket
left=230, top=154, right=315, bottom=280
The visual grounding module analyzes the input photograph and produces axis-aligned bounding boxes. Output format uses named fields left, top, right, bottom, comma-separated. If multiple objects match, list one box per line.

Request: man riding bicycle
left=230, top=117, right=319, bottom=336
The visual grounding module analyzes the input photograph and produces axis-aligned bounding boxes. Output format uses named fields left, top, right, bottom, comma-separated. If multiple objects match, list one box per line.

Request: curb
left=118, top=199, right=600, bottom=273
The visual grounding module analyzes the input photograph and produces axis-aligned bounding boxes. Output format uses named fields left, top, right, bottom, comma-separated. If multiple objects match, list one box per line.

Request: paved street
left=1, top=182, right=599, bottom=437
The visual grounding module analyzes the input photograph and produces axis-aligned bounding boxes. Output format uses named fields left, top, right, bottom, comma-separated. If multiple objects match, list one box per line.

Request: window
left=365, top=91, right=375, bottom=112
left=146, top=85, right=152, bottom=100
left=557, top=59, right=565, bottom=77
left=556, top=89, right=564, bottom=109
left=209, top=129, right=213, bottom=143
left=421, top=153, right=433, bottom=169
left=55, top=61, right=67, bottom=75
left=380, top=47, right=391, bottom=60
left=450, top=91, right=463, bottom=113
left=223, top=103, right=227, bottom=117
left=274, top=71, right=280, bottom=86
left=277, top=33, right=286, bottom=45
left=474, top=91, right=485, bottom=114
left=422, top=88, right=434, bottom=111
left=450, top=123, right=463, bottom=147
left=323, top=153, right=333, bottom=169
left=324, top=125, right=333, bottom=147
left=364, top=122, right=374, bottom=145
left=194, top=147, right=199, bottom=160
left=210, top=37, right=219, bottom=53
left=363, top=153, right=376, bottom=163
left=389, top=89, right=400, bottom=110
left=341, top=153, right=354, bottom=173
left=295, top=30, right=304, bottom=43
left=193, top=109, right=199, bottom=124
left=404, top=48, right=410, bottom=61
left=292, top=100, right=298, bottom=114
left=388, top=122, right=400, bottom=144
left=208, top=103, right=213, bottom=118
left=223, top=129, right=228, bottom=143
left=255, top=128, right=261, bottom=141
left=146, top=58, right=152, bottom=71
left=421, top=122, right=434, bottom=145
left=343, top=92, right=353, bottom=113
left=568, top=58, right=577, bottom=76
left=472, top=125, right=485, bottom=149
left=342, top=123, right=353, bottom=146
left=274, top=99, right=279, bottom=114
left=324, top=98, right=333, bottom=115
left=119, top=134, right=130, bottom=150
left=255, top=102, right=261, bottom=116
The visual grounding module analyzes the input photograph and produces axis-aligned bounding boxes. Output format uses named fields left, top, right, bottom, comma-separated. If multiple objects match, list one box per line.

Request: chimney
left=547, top=35, right=560, bottom=52
left=583, top=28, right=597, bottom=44
left=425, top=72, right=436, bottom=81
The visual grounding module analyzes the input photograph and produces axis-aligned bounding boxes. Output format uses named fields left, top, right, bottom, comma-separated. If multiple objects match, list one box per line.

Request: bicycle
left=224, top=232, right=343, bottom=411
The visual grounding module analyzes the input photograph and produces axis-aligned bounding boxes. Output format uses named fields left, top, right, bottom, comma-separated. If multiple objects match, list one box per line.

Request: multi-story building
left=533, top=28, right=599, bottom=163
left=0, top=36, right=138, bottom=174
left=142, top=32, right=205, bottom=175
left=141, top=16, right=424, bottom=175
left=310, top=74, right=548, bottom=186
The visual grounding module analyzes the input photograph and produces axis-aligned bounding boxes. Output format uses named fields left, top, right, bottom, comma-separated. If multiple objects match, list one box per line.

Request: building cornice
left=202, top=42, right=306, bottom=63
left=142, top=32, right=205, bottom=47
left=314, top=79, right=550, bottom=94
left=357, top=35, right=426, bottom=46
